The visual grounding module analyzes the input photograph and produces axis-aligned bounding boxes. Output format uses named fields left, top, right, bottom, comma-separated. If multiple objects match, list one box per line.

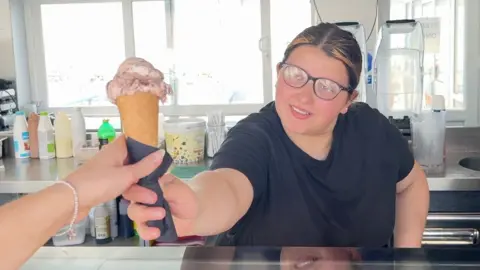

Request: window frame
left=23, top=0, right=293, bottom=117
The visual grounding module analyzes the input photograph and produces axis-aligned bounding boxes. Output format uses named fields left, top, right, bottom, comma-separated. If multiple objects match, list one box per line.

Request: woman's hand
left=65, top=135, right=164, bottom=220
left=123, top=174, right=199, bottom=239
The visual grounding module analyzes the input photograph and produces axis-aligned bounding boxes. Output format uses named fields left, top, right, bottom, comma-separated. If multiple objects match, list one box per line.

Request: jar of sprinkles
left=164, top=118, right=206, bottom=164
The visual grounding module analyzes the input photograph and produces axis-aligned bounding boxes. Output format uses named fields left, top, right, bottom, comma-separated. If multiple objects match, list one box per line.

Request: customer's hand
left=65, top=135, right=164, bottom=220
left=123, top=174, right=199, bottom=240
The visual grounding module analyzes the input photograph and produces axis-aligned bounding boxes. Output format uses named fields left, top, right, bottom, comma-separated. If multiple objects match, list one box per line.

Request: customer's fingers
left=136, top=222, right=161, bottom=240
left=123, top=184, right=157, bottom=204
left=127, top=203, right=166, bottom=223
left=123, top=149, right=165, bottom=185
left=92, top=135, right=128, bottom=166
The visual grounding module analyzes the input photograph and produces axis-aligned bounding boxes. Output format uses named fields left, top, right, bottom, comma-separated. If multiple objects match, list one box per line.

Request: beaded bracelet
left=55, top=181, right=79, bottom=240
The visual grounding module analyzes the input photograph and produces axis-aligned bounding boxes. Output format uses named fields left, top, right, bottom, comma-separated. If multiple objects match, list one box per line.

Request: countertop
left=23, top=246, right=480, bottom=269
left=1, top=152, right=480, bottom=193
left=0, top=157, right=210, bottom=193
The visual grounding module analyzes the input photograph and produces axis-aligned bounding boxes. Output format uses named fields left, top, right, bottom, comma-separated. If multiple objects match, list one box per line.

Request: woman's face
left=275, top=46, right=356, bottom=136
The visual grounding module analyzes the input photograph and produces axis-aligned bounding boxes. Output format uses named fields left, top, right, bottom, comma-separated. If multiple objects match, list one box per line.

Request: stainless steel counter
left=0, top=154, right=480, bottom=193
left=1, top=127, right=480, bottom=193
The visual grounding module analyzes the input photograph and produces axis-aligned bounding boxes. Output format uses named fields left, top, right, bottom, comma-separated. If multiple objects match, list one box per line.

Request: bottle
left=89, top=207, right=96, bottom=236
left=38, top=112, right=56, bottom=159
left=119, top=199, right=134, bottom=238
left=54, top=112, right=73, bottom=158
left=106, top=199, right=118, bottom=239
left=71, top=108, right=86, bottom=157
left=13, top=111, right=30, bottom=159
left=97, top=119, right=116, bottom=149
left=94, top=203, right=112, bottom=244
left=27, top=113, right=40, bottom=158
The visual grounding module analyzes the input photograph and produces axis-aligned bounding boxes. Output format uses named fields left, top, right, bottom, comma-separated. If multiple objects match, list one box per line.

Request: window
left=270, top=0, right=312, bottom=99
left=39, top=2, right=125, bottom=107
left=172, top=0, right=263, bottom=105
left=389, top=0, right=464, bottom=111
left=25, top=0, right=313, bottom=118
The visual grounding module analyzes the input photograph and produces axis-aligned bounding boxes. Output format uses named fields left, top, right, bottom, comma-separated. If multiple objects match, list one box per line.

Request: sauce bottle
left=13, top=111, right=30, bottom=159
left=38, top=112, right=56, bottom=159
left=97, top=119, right=116, bottom=149
left=54, top=112, right=73, bottom=158
left=27, top=113, right=39, bottom=158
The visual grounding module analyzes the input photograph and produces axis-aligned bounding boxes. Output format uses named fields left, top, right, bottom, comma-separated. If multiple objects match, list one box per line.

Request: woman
left=126, top=23, right=429, bottom=247
left=0, top=135, right=164, bottom=269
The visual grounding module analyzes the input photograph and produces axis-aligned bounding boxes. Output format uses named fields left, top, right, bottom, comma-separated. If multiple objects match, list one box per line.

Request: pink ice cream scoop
left=106, top=57, right=172, bottom=103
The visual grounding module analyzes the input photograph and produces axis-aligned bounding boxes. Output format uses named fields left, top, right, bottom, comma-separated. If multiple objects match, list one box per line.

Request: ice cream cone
left=117, top=92, right=159, bottom=147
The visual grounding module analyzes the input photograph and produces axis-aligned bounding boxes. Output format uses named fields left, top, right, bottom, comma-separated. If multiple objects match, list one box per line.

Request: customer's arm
left=395, top=162, right=429, bottom=247
left=0, top=183, right=78, bottom=269
left=0, top=136, right=162, bottom=269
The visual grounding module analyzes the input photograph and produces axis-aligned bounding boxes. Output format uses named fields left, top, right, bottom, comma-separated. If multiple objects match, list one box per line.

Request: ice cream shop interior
left=3, top=0, right=480, bottom=269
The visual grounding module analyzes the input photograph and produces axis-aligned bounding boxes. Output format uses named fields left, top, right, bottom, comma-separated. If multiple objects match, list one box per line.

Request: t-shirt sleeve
left=210, top=121, right=270, bottom=199
left=384, top=116, right=415, bottom=182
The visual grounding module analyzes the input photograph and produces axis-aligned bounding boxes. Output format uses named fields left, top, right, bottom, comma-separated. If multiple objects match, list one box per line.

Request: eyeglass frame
left=278, top=62, right=354, bottom=101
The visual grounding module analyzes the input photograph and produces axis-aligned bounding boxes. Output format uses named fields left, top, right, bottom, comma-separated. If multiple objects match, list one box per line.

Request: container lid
left=15, top=111, right=24, bottom=115
left=40, top=112, right=48, bottom=116
left=103, top=119, right=110, bottom=123
left=432, top=95, right=446, bottom=111
left=164, top=118, right=206, bottom=128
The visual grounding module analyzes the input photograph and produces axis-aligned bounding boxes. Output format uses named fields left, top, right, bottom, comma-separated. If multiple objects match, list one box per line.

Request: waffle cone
left=117, top=92, right=159, bottom=147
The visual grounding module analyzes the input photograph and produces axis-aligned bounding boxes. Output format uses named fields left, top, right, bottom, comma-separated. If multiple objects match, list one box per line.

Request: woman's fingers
left=136, top=223, right=160, bottom=240
left=127, top=203, right=165, bottom=240
left=127, top=203, right=166, bottom=223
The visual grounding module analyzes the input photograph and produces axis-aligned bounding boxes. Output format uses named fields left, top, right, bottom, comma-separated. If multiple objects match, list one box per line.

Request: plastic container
left=52, top=218, right=87, bottom=246
left=38, top=112, right=56, bottom=159
left=13, top=111, right=30, bottom=159
left=158, top=113, right=165, bottom=144
left=164, top=118, right=206, bottom=164
left=71, top=108, right=86, bottom=157
left=97, top=119, right=116, bottom=149
left=54, top=112, right=73, bottom=158
left=373, top=20, right=424, bottom=118
left=411, top=95, right=446, bottom=177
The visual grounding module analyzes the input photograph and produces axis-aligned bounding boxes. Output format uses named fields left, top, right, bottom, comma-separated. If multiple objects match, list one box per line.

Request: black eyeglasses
left=279, top=63, right=352, bottom=100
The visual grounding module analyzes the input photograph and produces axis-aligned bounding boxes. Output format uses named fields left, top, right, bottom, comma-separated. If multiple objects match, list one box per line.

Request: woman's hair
left=282, top=23, right=363, bottom=91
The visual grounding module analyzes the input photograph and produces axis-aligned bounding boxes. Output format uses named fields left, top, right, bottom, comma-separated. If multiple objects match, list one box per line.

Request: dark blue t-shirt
left=210, top=102, right=414, bottom=247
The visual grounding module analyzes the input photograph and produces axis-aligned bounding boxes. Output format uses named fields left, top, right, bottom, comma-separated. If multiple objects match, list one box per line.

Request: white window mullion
left=463, top=0, right=479, bottom=126
left=165, top=0, right=178, bottom=106
left=122, top=0, right=135, bottom=58
left=446, top=0, right=455, bottom=111
left=24, top=1, right=49, bottom=109
left=260, top=0, right=273, bottom=104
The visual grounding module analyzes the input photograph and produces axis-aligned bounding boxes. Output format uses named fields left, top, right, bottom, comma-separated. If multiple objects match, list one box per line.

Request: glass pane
left=270, top=0, right=311, bottom=98
left=173, top=0, right=263, bottom=105
left=390, top=1, right=407, bottom=20
left=41, top=3, right=125, bottom=107
left=132, top=0, right=172, bottom=105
